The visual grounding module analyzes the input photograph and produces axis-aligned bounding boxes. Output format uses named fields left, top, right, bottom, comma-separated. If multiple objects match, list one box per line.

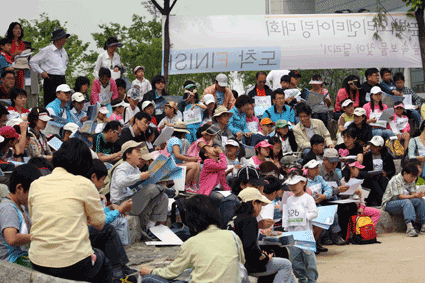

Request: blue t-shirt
left=216, top=91, right=224, bottom=106
left=167, top=137, right=183, bottom=164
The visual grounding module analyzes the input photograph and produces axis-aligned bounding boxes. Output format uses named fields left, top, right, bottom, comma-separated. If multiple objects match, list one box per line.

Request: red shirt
left=256, top=87, right=266, bottom=97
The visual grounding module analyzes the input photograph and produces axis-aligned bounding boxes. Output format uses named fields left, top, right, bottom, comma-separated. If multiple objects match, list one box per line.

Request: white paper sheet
left=217, top=191, right=232, bottom=197
left=389, top=120, right=401, bottom=135
left=328, top=199, right=359, bottom=204
left=147, top=224, right=183, bottom=245
left=173, top=166, right=186, bottom=191
left=154, top=126, right=174, bottom=147
left=339, top=179, right=363, bottom=196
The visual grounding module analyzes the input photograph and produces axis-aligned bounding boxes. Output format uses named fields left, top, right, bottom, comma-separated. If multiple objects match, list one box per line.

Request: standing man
left=202, top=73, right=235, bottom=110
left=30, top=28, right=69, bottom=106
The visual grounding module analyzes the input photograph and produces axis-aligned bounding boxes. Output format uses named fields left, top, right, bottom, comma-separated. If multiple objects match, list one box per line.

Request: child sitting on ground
left=337, top=99, right=355, bottom=145
left=243, top=140, right=272, bottom=168
left=186, top=124, right=218, bottom=162
left=198, top=145, right=231, bottom=196
left=70, top=92, right=88, bottom=127
left=0, top=164, right=41, bottom=268
left=251, top=118, right=275, bottom=146
left=245, top=103, right=261, bottom=133
left=225, top=139, right=242, bottom=182
left=109, top=98, right=125, bottom=126
left=123, top=88, right=141, bottom=125
left=157, top=101, right=181, bottom=130
left=390, top=101, right=410, bottom=150
left=141, top=101, right=157, bottom=127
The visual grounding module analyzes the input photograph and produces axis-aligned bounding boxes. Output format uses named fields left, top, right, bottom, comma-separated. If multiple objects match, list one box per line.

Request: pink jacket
left=363, top=102, right=388, bottom=119
left=391, top=113, right=410, bottom=133
left=91, top=78, right=118, bottom=104
left=202, top=85, right=235, bottom=110
left=334, top=88, right=361, bottom=112
left=199, top=153, right=231, bottom=195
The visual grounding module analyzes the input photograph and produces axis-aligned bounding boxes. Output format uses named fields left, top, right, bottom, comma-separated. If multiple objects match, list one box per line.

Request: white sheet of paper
left=329, top=199, right=360, bottom=204
left=173, top=165, right=186, bottom=191
left=183, top=107, right=202, bottom=125
left=154, top=126, right=174, bottom=147
left=417, top=185, right=425, bottom=193
left=403, top=94, right=413, bottom=106
left=389, top=120, right=401, bottom=135
left=247, top=121, right=258, bottom=133
left=339, top=179, right=364, bottom=196
left=148, top=224, right=183, bottom=245
left=168, top=199, right=175, bottom=212
left=361, top=188, right=370, bottom=199
left=217, top=191, right=232, bottom=197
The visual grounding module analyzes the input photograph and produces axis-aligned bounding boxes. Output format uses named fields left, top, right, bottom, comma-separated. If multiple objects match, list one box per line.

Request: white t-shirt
left=266, top=70, right=290, bottom=90
left=305, top=125, right=315, bottom=139
left=285, top=193, right=318, bottom=232
left=257, top=203, right=275, bottom=222
left=123, top=106, right=140, bottom=125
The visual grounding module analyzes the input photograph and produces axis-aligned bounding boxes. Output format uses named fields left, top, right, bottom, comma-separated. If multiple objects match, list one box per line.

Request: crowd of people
left=0, top=23, right=425, bottom=283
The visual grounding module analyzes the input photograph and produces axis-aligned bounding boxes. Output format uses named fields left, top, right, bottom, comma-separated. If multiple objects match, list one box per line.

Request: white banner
left=167, top=13, right=421, bottom=74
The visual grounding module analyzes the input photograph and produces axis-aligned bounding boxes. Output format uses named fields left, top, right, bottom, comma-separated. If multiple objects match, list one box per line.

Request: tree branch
left=170, top=0, right=178, bottom=12
left=150, top=0, right=164, bottom=14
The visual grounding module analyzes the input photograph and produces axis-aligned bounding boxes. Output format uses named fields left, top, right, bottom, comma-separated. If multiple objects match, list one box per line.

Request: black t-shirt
left=335, top=142, right=363, bottom=157
left=347, top=122, right=373, bottom=146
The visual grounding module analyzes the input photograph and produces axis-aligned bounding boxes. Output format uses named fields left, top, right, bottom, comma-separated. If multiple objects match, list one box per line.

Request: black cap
left=237, top=167, right=268, bottom=186
left=51, top=28, right=70, bottom=41
left=288, top=71, right=301, bottom=78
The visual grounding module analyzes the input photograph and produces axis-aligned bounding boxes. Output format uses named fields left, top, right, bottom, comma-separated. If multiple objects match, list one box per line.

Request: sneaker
left=331, top=234, right=347, bottom=245
left=407, top=227, right=419, bottom=237
left=112, top=267, right=138, bottom=283
left=140, top=226, right=157, bottom=241
left=420, top=226, right=425, bottom=234
left=185, top=183, right=198, bottom=194
left=316, top=243, right=328, bottom=253
left=321, top=232, right=333, bottom=246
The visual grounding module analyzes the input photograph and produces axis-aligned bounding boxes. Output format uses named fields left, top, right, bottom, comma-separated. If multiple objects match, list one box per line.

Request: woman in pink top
left=390, top=102, right=410, bottom=150
left=198, top=145, right=231, bottom=196
left=90, top=67, right=118, bottom=105
left=186, top=125, right=219, bottom=162
left=363, top=86, right=395, bottom=140
left=334, top=75, right=364, bottom=119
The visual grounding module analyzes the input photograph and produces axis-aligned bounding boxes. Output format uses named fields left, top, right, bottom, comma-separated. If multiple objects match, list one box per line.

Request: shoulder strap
left=230, top=230, right=243, bottom=262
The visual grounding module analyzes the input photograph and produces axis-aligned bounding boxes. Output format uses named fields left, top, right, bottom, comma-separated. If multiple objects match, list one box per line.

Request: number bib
left=99, top=92, right=111, bottom=106
left=284, top=203, right=306, bottom=227
left=372, top=158, right=383, bottom=171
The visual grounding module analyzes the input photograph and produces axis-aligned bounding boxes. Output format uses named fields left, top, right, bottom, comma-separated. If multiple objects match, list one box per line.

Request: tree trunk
left=163, top=14, right=170, bottom=92
left=415, top=8, right=425, bottom=86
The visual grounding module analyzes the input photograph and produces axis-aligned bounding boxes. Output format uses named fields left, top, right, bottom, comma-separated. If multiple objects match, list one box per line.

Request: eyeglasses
left=258, top=81, right=266, bottom=84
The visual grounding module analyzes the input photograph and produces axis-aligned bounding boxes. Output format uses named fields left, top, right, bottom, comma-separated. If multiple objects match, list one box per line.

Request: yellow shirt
left=152, top=225, right=244, bottom=283
left=28, top=167, right=105, bottom=268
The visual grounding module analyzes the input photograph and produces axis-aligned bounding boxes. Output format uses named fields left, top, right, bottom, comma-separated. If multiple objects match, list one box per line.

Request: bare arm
left=3, top=228, right=31, bottom=246
left=173, top=145, right=197, bottom=162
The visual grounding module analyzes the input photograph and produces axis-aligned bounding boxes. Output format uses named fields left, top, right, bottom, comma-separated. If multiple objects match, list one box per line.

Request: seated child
left=95, top=107, right=110, bottom=133
left=382, top=163, right=425, bottom=237
left=245, top=103, right=260, bottom=133
left=70, top=92, right=88, bottom=127
left=243, top=140, right=272, bottom=168
left=109, top=98, right=125, bottom=126
left=337, top=99, right=355, bottom=145
left=225, top=139, right=242, bottom=182
left=390, top=101, right=410, bottom=150
left=123, top=88, right=141, bottom=125
left=157, top=101, right=181, bottom=130
left=0, top=38, right=13, bottom=75
left=141, top=101, right=157, bottom=127
left=0, top=164, right=41, bottom=268
left=251, top=118, right=274, bottom=146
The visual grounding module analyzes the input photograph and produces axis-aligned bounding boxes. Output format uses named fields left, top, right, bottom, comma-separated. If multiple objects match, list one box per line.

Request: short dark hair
left=102, top=121, right=121, bottom=133
left=73, top=76, right=91, bottom=92
left=234, top=95, right=253, bottom=109
left=365, top=68, right=379, bottom=79
left=172, top=131, right=186, bottom=139
left=5, top=22, right=24, bottom=41
left=271, top=88, right=285, bottom=101
left=91, top=159, right=108, bottom=179
left=402, top=163, right=419, bottom=177
left=111, top=98, right=123, bottom=108
left=232, top=90, right=239, bottom=100
left=341, top=128, right=357, bottom=139
left=263, top=176, right=282, bottom=195
left=134, top=111, right=151, bottom=122
left=280, top=75, right=290, bottom=83
left=296, top=103, right=312, bottom=116
left=98, top=67, right=111, bottom=79
left=122, top=147, right=135, bottom=161
left=151, top=75, right=166, bottom=89
left=310, top=134, right=325, bottom=147
left=184, top=195, right=222, bottom=233
left=255, top=71, right=267, bottom=79
left=9, top=164, right=41, bottom=194
left=0, top=38, right=12, bottom=46
left=10, top=88, right=27, bottom=107
left=104, top=36, right=120, bottom=50
left=27, top=157, right=54, bottom=171
left=28, top=107, right=48, bottom=128
left=380, top=68, right=391, bottom=77
left=407, top=158, right=421, bottom=167
left=199, top=145, right=209, bottom=162
left=1, top=70, right=15, bottom=79
left=115, top=78, right=126, bottom=89
left=393, top=72, right=405, bottom=82
left=52, top=138, right=94, bottom=178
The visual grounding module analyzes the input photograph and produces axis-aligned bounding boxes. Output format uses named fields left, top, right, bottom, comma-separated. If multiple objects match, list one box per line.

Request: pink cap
left=394, top=103, right=405, bottom=109
left=254, top=141, right=273, bottom=150
left=348, top=161, right=365, bottom=169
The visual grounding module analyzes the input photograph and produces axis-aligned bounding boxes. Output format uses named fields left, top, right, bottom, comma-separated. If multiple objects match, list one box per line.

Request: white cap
left=99, top=107, right=109, bottom=114
left=72, top=92, right=85, bottom=102
left=56, top=84, right=71, bottom=93
left=304, top=159, right=320, bottom=169
left=215, top=74, right=228, bottom=87
left=0, top=136, right=4, bottom=143
left=369, top=136, right=384, bottom=147
left=353, top=107, right=366, bottom=116
left=38, top=112, right=52, bottom=121
left=142, top=101, right=155, bottom=110
left=63, top=122, right=80, bottom=133
left=341, top=99, right=354, bottom=108
left=225, top=139, right=240, bottom=148
left=203, top=94, right=215, bottom=105
left=371, top=86, right=383, bottom=95
left=285, top=175, right=307, bottom=185
left=112, top=100, right=126, bottom=108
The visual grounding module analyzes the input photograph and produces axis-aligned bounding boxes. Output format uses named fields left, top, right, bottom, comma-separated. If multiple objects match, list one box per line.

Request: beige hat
left=121, top=140, right=152, bottom=160
left=63, top=122, right=80, bottom=133
left=142, top=101, right=155, bottom=110
left=72, top=92, right=86, bottom=102
left=213, top=105, right=233, bottom=118
left=353, top=107, right=366, bottom=117
left=173, top=121, right=190, bottom=133
left=99, top=107, right=109, bottom=114
left=238, top=187, right=272, bottom=205
left=14, top=57, right=30, bottom=70
left=140, top=144, right=153, bottom=160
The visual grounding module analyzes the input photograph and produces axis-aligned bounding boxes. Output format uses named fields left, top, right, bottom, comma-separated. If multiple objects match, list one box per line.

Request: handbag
left=230, top=231, right=249, bottom=283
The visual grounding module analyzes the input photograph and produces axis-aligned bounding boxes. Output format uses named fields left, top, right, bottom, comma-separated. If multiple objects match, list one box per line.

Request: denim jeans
left=385, top=198, right=425, bottom=225
left=142, top=275, right=187, bottom=283
left=250, top=257, right=297, bottom=283
left=287, top=247, right=318, bottom=283
left=372, top=128, right=395, bottom=141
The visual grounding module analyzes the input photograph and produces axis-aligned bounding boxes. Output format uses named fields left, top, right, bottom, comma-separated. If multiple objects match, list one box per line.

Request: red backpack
left=346, top=215, right=378, bottom=244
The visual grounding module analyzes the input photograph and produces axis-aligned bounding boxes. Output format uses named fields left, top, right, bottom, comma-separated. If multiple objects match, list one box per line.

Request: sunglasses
left=257, top=80, right=266, bottom=84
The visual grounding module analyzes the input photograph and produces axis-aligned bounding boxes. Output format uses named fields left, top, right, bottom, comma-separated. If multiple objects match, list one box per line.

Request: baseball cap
left=308, top=80, right=323, bottom=84
left=371, top=86, right=383, bottom=95
left=112, top=100, right=126, bottom=108
left=341, top=99, right=354, bottom=108
left=288, top=71, right=301, bottom=78
left=141, top=101, right=155, bottom=110
left=0, top=126, right=19, bottom=139
left=276, top=120, right=289, bottom=128
left=225, top=139, right=240, bottom=148
left=203, top=94, right=215, bottom=105
left=369, top=136, right=384, bottom=147
left=323, top=148, right=340, bottom=163
left=215, top=74, right=228, bottom=87
left=127, top=88, right=142, bottom=101
left=304, top=159, right=320, bottom=169
left=394, top=103, right=405, bottom=109
left=165, top=101, right=178, bottom=110
left=56, top=84, right=71, bottom=93
left=38, top=112, right=53, bottom=122
left=285, top=175, right=307, bottom=185
left=255, top=141, right=273, bottom=150
left=237, top=167, right=268, bottom=187
left=280, top=154, right=299, bottom=167
left=133, top=66, right=145, bottom=74
left=72, top=92, right=86, bottom=102
left=99, top=107, right=109, bottom=114
left=63, top=122, right=80, bottom=133
left=238, top=187, right=272, bottom=205
left=261, top=118, right=275, bottom=126
left=353, top=107, right=366, bottom=117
